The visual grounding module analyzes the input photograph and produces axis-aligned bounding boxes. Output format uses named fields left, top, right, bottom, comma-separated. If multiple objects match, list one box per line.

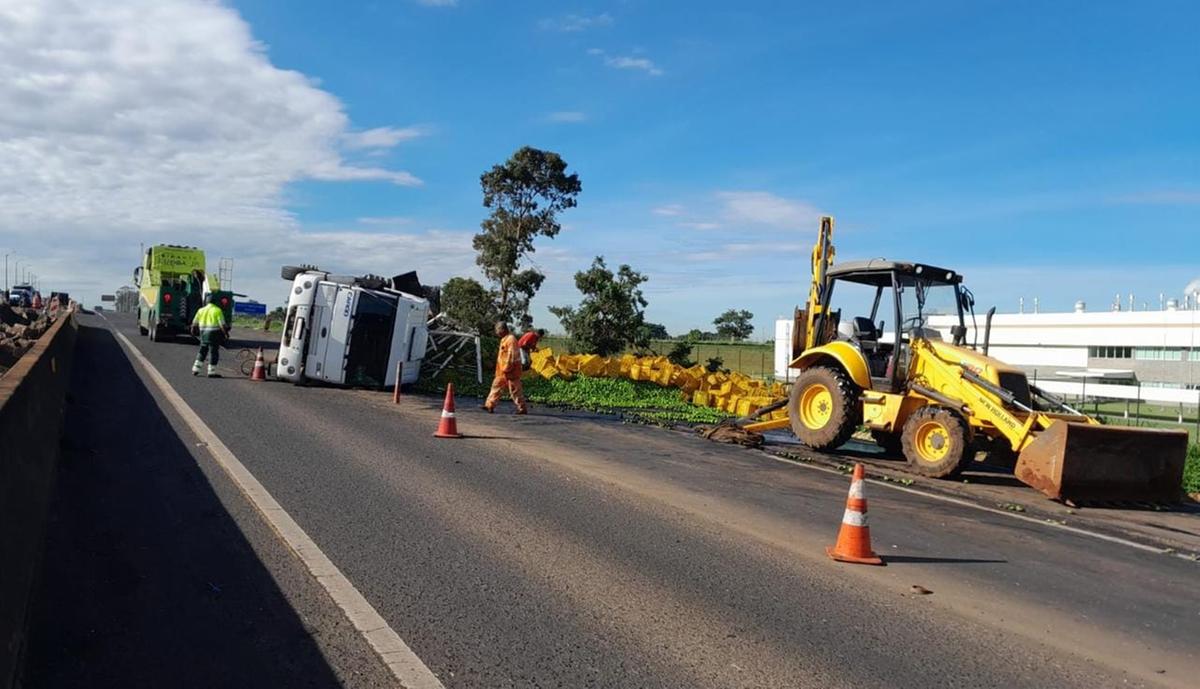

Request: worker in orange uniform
left=517, top=328, right=546, bottom=352
left=483, top=321, right=528, bottom=414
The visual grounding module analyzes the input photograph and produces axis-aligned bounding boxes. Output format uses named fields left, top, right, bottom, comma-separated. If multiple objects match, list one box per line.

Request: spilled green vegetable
left=417, top=373, right=730, bottom=425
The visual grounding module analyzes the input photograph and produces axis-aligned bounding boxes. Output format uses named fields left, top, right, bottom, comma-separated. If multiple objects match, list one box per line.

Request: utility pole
left=3, top=250, right=12, bottom=291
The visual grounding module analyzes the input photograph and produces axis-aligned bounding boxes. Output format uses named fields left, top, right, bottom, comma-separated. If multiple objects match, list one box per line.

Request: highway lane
left=91, top=312, right=1199, bottom=687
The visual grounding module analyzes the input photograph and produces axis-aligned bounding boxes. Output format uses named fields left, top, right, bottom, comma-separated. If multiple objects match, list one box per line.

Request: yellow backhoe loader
left=743, top=216, right=1188, bottom=503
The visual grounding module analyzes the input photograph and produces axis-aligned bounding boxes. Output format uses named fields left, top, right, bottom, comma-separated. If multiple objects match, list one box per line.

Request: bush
left=705, top=356, right=726, bottom=373
left=1184, top=444, right=1200, bottom=496
left=666, top=342, right=694, bottom=367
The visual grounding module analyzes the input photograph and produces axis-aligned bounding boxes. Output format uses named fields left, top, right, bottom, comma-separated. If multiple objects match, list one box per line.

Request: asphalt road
left=26, top=313, right=1200, bottom=688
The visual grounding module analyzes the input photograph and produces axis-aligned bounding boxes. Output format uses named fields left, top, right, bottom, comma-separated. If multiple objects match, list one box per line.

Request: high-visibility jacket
left=495, top=334, right=520, bottom=378
left=192, top=303, right=227, bottom=342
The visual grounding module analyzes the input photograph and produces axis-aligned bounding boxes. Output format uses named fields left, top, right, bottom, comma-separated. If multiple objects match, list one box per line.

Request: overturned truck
left=276, top=266, right=429, bottom=388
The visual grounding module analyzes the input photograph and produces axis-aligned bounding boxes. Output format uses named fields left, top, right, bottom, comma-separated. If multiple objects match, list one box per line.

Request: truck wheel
left=901, top=406, right=973, bottom=478
left=870, top=429, right=904, bottom=457
left=788, top=366, right=861, bottom=451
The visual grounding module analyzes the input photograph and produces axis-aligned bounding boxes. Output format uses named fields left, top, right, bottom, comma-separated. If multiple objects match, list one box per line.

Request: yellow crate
left=692, top=390, right=710, bottom=407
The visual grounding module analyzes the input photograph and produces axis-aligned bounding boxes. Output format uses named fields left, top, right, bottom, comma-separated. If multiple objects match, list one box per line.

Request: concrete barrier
left=0, top=312, right=77, bottom=689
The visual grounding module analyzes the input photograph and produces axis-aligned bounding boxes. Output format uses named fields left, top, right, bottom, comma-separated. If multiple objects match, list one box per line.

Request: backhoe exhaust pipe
left=982, top=306, right=996, bottom=355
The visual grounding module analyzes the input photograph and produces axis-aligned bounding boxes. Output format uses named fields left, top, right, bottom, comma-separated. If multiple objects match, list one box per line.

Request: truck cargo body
left=277, top=271, right=427, bottom=387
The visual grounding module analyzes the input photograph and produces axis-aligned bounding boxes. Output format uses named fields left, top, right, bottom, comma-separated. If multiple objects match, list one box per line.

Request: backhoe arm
left=804, top=216, right=836, bottom=351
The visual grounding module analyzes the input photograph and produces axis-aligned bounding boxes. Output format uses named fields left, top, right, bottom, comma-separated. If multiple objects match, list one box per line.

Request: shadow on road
left=884, top=555, right=1008, bottom=565
left=21, top=322, right=343, bottom=688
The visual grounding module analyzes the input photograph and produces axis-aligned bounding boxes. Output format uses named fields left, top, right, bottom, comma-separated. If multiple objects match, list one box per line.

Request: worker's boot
left=207, top=364, right=218, bottom=378
left=192, top=360, right=203, bottom=376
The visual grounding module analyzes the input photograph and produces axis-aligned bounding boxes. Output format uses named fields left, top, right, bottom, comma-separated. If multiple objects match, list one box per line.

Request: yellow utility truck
left=748, top=217, right=1187, bottom=503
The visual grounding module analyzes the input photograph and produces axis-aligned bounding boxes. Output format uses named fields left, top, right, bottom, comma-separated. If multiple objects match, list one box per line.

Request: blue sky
left=6, top=1, right=1198, bottom=337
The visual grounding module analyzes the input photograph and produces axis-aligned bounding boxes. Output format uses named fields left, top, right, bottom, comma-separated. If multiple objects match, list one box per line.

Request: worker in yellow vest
left=191, top=293, right=230, bottom=377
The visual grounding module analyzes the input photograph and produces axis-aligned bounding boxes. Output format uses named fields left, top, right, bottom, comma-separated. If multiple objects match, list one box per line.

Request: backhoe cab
left=772, top=216, right=1188, bottom=503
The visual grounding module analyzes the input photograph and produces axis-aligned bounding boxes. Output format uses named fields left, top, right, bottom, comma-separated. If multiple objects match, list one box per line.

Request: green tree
left=476, top=146, right=582, bottom=329
left=549, top=257, right=649, bottom=357
left=713, top=309, right=755, bottom=341
left=638, top=322, right=669, bottom=341
left=440, top=277, right=499, bottom=334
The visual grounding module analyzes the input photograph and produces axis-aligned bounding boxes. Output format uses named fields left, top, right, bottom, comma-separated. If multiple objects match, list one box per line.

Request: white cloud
left=0, top=0, right=429, bottom=304
left=539, top=13, right=613, bottom=32
left=652, top=204, right=685, bottom=217
left=678, top=221, right=720, bottom=230
left=716, top=191, right=821, bottom=228
left=606, top=55, right=664, bottom=76
left=589, top=49, right=663, bottom=76
left=356, top=216, right=414, bottom=226
left=545, top=111, right=587, bottom=123
left=341, top=126, right=427, bottom=151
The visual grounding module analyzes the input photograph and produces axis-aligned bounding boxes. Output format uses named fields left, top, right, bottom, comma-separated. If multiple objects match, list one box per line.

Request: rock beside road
left=0, top=304, right=56, bottom=376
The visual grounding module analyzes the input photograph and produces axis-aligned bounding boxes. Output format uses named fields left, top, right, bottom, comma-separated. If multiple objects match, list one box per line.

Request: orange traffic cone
left=827, top=463, right=884, bottom=565
left=433, top=382, right=463, bottom=439
left=250, top=347, right=267, bottom=381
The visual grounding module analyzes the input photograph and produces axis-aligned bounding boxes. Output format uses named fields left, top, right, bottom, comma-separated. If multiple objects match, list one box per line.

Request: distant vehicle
left=50, top=291, right=70, bottom=307
left=8, top=285, right=33, bottom=307
left=133, top=245, right=234, bottom=341
left=276, top=265, right=428, bottom=388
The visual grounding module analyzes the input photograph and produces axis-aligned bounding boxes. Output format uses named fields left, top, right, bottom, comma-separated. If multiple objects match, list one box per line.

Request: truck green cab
left=134, top=245, right=234, bottom=341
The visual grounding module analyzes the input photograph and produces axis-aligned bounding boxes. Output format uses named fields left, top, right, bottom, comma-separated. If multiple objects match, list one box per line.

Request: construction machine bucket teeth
left=1014, top=421, right=1189, bottom=504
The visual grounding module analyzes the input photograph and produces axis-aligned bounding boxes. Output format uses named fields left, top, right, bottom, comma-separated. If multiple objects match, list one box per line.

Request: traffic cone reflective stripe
left=250, top=347, right=267, bottom=381
left=826, top=463, right=884, bottom=565
left=434, top=382, right=463, bottom=438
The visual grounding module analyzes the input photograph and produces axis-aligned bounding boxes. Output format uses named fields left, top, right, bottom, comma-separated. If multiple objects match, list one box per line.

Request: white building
left=775, top=303, right=1200, bottom=407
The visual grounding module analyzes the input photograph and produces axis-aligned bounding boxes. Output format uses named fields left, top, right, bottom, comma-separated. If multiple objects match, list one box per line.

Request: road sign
left=234, top=301, right=267, bottom=316
left=101, top=294, right=115, bottom=302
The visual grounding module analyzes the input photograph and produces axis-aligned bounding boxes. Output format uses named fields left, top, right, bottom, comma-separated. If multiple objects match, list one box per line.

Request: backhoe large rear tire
left=789, top=366, right=861, bottom=451
left=901, top=406, right=973, bottom=478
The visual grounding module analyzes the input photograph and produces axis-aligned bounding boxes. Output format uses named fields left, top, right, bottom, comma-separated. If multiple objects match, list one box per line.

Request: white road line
left=758, top=450, right=1183, bottom=557
left=106, top=321, right=444, bottom=688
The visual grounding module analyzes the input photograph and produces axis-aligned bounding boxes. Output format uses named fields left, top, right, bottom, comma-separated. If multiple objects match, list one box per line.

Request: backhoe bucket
left=1015, top=421, right=1188, bottom=503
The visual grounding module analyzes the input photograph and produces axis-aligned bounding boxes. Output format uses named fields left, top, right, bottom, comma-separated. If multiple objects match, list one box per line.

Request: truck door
left=304, top=283, right=337, bottom=381
left=319, top=286, right=357, bottom=384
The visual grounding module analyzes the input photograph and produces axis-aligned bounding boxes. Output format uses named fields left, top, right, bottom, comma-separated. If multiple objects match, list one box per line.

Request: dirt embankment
left=0, top=305, right=58, bottom=376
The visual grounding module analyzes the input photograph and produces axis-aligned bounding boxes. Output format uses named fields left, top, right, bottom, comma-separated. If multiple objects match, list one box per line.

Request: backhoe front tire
left=789, top=366, right=861, bottom=451
left=901, top=406, right=973, bottom=478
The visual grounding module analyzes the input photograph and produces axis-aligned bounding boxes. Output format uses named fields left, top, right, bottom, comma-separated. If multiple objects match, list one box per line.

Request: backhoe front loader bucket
left=1015, top=421, right=1189, bottom=503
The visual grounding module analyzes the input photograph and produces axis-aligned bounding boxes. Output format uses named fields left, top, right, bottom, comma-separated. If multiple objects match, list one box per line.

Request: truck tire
left=901, top=406, right=973, bottom=478
left=281, top=265, right=307, bottom=280
left=788, top=366, right=861, bottom=451
left=870, top=429, right=904, bottom=458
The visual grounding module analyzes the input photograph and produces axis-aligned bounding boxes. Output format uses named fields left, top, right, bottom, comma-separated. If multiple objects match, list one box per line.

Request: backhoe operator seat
left=850, top=317, right=879, bottom=348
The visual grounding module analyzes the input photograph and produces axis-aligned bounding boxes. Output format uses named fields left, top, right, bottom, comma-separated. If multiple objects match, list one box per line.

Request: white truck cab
left=277, top=267, right=428, bottom=387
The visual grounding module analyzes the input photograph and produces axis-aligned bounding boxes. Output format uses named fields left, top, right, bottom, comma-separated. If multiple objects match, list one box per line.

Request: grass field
left=1082, top=400, right=1200, bottom=443
left=541, top=337, right=780, bottom=379
left=232, top=314, right=282, bottom=333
